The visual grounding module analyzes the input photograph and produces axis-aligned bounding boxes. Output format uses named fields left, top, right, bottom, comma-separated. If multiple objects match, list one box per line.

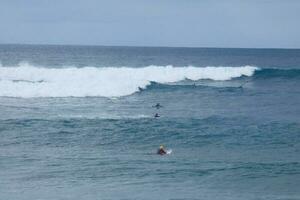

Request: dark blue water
left=1, top=44, right=300, bottom=68
left=0, top=44, right=300, bottom=200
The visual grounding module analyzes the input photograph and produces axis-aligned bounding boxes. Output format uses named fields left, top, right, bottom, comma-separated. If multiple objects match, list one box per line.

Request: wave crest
left=0, top=64, right=258, bottom=98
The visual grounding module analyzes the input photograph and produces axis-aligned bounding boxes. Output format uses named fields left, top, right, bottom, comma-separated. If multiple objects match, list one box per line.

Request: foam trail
left=0, top=64, right=258, bottom=98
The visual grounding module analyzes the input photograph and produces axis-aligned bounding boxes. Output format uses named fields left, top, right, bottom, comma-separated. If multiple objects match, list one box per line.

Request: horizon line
left=0, top=42, right=300, bottom=50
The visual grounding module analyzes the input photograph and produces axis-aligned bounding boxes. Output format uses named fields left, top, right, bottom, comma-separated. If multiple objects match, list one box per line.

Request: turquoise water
left=0, top=44, right=300, bottom=200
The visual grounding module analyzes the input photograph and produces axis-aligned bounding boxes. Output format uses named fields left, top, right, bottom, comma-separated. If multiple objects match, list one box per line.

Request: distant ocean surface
left=0, top=44, right=299, bottom=200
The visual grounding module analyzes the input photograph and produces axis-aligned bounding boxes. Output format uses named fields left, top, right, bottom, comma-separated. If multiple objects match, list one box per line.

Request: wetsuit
left=157, top=148, right=167, bottom=155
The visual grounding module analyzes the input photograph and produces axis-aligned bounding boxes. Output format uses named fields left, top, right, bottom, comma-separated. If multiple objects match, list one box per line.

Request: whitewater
left=0, top=64, right=258, bottom=97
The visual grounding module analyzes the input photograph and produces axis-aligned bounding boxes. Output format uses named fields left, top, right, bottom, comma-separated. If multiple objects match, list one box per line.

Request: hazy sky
left=0, top=0, right=299, bottom=48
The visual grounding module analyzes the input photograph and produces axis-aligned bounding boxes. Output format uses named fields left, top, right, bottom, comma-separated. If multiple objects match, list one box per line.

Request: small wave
left=254, top=68, right=300, bottom=79
left=0, top=63, right=258, bottom=98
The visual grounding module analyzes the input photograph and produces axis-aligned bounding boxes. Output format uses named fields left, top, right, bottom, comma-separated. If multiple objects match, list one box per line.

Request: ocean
left=0, top=44, right=299, bottom=200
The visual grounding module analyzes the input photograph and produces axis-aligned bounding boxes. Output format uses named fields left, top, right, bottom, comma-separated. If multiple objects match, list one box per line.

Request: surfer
left=153, top=103, right=163, bottom=109
left=157, top=145, right=167, bottom=155
left=154, top=113, right=160, bottom=118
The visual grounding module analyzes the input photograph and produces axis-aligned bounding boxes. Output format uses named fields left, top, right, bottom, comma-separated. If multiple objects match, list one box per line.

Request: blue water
left=0, top=44, right=300, bottom=200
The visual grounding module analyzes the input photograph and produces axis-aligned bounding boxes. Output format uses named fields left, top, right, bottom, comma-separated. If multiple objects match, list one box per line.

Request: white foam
left=0, top=64, right=258, bottom=98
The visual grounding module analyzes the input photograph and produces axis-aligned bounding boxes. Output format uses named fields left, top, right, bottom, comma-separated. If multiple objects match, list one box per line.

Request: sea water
left=0, top=44, right=299, bottom=200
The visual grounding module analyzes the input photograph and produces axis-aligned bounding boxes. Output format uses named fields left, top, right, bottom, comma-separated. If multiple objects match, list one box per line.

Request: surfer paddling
left=153, top=103, right=163, bottom=109
left=157, top=145, right=167, bottom=155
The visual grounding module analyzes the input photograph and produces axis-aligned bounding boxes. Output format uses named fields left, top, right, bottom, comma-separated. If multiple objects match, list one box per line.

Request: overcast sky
left=0, top=0, right=299, bottom=48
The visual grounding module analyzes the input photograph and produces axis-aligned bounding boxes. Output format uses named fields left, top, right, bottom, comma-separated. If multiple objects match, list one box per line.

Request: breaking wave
left=0, top=64, right=258, bottom=98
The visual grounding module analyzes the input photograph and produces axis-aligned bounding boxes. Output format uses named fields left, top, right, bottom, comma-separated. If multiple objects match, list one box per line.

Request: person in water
left=157, top=145, right=167, bottom=155
left=153, top=103, right=163, bottom=109
left=154, top=113, right=160, bottom=118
